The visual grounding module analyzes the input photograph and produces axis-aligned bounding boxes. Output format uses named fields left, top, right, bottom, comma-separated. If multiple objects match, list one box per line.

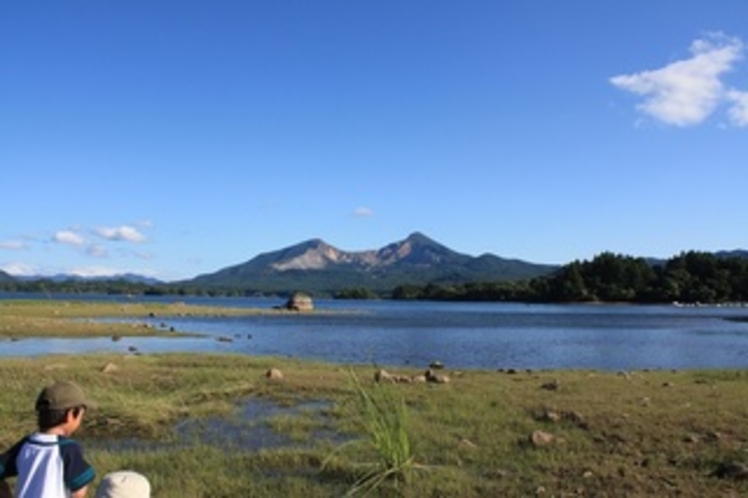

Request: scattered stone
left=284, top=292, right=314, bottom=311
left=374, top=369, right=395, bottom=383
left=562, top=410, right=588, bottom=429
left=583, top=470, right=594, bottom=479
left=540, top=379, right=560, bottom=391
left=111, top=335, right=122, bottom=342
left=458, top=438, right=478, bottom=449
left=100, top=362, right=119, bottom=374
left=530, top=430, right=555, bottom=447
left=662, top=382, right=675, bottom=387
left=535, top=485, right=546, bottom=495
left=683, top=433, right=700, bottom=443
left=266, top=368, right=284, bottom=380
left=217, top=336, right=233, bottom=342
left=127, top=346, right=138, bottom=353
left=425, top=368, right=450, bottom=383
left=536, top=410, right=561, bottom=423
left=711, top=462, right=748, bottom=480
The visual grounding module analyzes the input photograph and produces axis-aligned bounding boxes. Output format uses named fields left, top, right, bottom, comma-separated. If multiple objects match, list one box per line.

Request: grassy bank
left=0, top=299, right=288, bottom=338
left=1, top=300, right=747, bottom=496
left=1, top=353, right=747, bottom=496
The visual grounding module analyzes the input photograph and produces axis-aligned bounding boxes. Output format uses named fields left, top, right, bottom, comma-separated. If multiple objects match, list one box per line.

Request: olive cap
left=35, top=381, right=88, bottom=411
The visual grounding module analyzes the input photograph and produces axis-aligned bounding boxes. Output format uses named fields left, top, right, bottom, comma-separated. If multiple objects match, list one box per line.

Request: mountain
left=0, top=270, right=15, bottom=283
left=185, top=232, right=558, bottom=295
left=715, top=250, right=748, bottom=260
left=14, top=273, right=162, bottom=285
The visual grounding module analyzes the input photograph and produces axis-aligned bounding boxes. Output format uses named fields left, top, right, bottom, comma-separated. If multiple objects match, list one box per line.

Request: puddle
left=88, top=397, right=351, bottom=453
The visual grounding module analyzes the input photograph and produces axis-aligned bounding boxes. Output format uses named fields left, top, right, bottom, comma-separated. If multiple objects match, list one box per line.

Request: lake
left=2, top=294, right=748, bottom=371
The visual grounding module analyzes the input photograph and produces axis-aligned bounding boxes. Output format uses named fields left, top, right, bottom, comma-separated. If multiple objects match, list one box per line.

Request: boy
left=0, top=380, right=96, bottom=498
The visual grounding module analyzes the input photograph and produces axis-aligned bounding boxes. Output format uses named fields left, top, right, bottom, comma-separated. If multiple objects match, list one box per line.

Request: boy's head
left=35, top=381, right=88, bottom=432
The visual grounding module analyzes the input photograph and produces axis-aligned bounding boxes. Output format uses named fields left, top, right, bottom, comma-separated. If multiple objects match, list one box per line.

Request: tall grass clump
left=324, top=371, right=420, bottom=496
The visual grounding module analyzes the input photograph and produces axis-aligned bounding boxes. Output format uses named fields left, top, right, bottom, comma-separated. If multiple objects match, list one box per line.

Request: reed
left=323, top=371, right=421, bottom=495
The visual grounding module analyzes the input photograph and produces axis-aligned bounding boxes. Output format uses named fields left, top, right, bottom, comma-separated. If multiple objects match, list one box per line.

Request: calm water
left=2, top=294, right=748, bottom=371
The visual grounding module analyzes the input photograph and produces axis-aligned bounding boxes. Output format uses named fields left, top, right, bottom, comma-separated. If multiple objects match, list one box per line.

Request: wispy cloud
left=727, top=89, right=748, bottom=126
left=0, top=240, right=27, bottom=250
left=94, top=225, right=147, bottom=243
left=353, top=207, right=374, bottom=217
left=610, top=33, right=746, bottom=127
left=86, top=244, right=109, bottom=257
left=67, top=266, right=126, bottom=278
left=0, top=262, right=36, bottom=276
left=53, top=230, right=86, bottom=246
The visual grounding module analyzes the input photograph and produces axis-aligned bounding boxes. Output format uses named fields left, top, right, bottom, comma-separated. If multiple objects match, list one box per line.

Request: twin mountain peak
left=189, top=232, right=557, bottom=293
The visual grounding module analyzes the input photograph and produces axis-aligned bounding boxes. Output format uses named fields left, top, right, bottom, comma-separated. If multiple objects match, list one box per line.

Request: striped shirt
left=0, top=433, right=95, bottom=498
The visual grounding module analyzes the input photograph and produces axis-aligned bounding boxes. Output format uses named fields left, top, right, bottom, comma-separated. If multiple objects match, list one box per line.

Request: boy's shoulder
left=0, top=435, right=32, bottom=478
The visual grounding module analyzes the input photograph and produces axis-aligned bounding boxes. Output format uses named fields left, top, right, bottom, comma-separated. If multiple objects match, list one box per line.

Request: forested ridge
left=1, top=251, right=747, bottom=304
left=391, top=251, right=748, bottom=304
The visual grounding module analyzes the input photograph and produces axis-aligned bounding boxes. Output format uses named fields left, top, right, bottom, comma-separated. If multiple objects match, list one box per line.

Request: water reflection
left=2, top=298, right=748, bottom=370
left=87, top=397, right=345, bottom=453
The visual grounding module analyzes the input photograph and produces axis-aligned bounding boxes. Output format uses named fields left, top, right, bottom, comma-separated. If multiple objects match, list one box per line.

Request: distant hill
left=715, top=250, right=748, bottom=260
left=184, top=232, right=559, bottom=295
left=14, top=273, right=162, bottom=285
left=0, top=270, right=15, bottom=283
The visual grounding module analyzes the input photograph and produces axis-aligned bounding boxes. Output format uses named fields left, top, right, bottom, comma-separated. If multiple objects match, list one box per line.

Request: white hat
left=95, top=471, right=151, bottom=498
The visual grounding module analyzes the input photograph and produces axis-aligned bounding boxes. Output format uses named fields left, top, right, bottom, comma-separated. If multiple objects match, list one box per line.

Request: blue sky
left=1, top=1, right=747, bottom=281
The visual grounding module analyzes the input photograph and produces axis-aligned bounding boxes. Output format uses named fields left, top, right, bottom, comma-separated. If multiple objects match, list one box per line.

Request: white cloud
left=53, top=230, right=86, bottom=246
left=610, top=33, right=745, bottom=126
left=68, top=266, right=126, bottom=278
left=353, top=207, right=374, bottom=217
left=0, top=240, right=27, bottom=250
left=727, top=89, right=748, bottom=126
left=0, top=262, right=36, bottom=276
left=86, top=244, right=109, bottom=257
left=95, top=225, right=147, bottom=243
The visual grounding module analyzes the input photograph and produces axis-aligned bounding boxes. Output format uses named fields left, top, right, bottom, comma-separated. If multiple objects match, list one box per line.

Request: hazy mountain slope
left=186, top=232, right=558, bottom=294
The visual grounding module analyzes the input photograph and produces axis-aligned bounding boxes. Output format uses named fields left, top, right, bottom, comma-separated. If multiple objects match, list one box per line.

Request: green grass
left=323, top=371, right=420, bottom=495
left=1, top=301, right=748, bottom=496
left=0, top=299, right=300, bottom=338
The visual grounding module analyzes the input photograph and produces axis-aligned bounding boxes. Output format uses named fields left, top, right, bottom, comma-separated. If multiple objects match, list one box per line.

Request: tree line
left=391, top=251, right=748, bottom=304
left=2, top=251, right=747, bottom=304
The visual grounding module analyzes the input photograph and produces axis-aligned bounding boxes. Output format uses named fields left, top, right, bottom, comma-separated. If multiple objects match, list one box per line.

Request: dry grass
left=0, top=300, right=747, bottom=496
left=0, top=299, right=283, bottom=338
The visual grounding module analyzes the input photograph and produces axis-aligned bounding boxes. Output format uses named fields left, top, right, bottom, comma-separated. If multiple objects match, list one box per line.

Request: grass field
left=1, top=300, right=747, bottom=497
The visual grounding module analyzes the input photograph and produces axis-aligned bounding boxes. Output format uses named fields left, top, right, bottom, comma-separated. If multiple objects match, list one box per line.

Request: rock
left=100, top=362, right=118, bottom=374
left=562, top=410, right=588, bottom=429
left=711, top=462, right=748, bottom=480
left=266, top=368, right=284, bottom=380
left=458, top=438, right=478, bottom=449
left=284, top=292, right=314, bottom=311
left=424, top=368, right=450, bottom=383
left=374, top=369, right=395, bottom=383
left=536, top=410, right=561, bottom=423
left=217, top=336, right=233, bottom=342
left=530, top=430, right=555, bottom=447
left=540, top=379, right=560, bottom=391
left=429, top=360, right=444, bottom=370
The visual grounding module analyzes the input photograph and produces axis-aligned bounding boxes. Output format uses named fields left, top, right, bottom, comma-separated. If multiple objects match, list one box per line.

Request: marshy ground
left=1, top=300, right=747, bottom=496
